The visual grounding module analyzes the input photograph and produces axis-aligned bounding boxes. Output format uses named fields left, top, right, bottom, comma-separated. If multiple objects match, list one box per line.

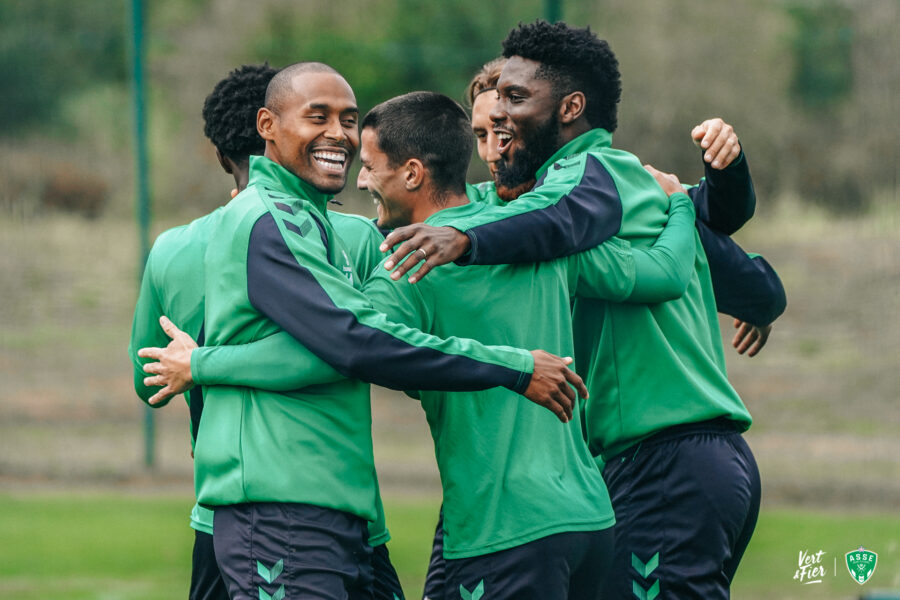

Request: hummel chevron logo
left=632, top=579, right=660, bottom=600
left=258, top=585, right=285, bottom=600
left=632, top=552, right=659, bottom=578
left=257, top=559, right=284, bottom=584
left=459, top=579, right=484, bottom=600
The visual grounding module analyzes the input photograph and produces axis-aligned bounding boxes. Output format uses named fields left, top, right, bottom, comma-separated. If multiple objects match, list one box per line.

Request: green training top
left=128, top=208, right=224, bottom=535
left=360, top=184, right=697, bottom=559
left=195, top=156, right=542, bottom=521
left=449, top=130, right=753, bottom=461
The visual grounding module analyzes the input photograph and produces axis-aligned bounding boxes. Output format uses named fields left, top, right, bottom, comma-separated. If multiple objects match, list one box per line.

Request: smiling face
left=358, top=127, right=415, bottom=229
left=491, top=56, right=562, bottom=190
left=471, top=90, right=501, bottom=179
left=259, top=71, right=359, bottom=194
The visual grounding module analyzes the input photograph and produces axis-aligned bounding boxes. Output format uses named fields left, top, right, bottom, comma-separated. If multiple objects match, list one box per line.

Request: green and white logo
left=845, top=547, right=877, bottom=585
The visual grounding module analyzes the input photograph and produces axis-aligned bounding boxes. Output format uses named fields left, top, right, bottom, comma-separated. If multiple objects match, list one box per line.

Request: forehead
left=360, top=128, right=385, bottom=160
left=497, top=56, right=545, bottom=91
left=471, top=92, right=498, bottom=126
left=285, top=71, right=357, bottom=111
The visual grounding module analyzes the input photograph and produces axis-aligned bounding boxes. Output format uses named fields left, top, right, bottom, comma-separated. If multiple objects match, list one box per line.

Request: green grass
left=2, top=493, right=899, bottom=599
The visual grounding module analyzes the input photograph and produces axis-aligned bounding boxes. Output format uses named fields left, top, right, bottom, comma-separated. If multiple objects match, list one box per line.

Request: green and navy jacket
left=446, top=129, right=759, bottom=461
left=193, top=156, right=537, bottom=521
left=127, top=197, right=393, bottom=542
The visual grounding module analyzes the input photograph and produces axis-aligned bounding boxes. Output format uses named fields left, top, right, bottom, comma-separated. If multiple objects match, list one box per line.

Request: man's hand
left=691, top=118, right=741, bottom=170
left=380, top=224, right=471, bottom=283
left=137, top=316, right=198, bottom=405
left=523, top=351, right=588, bottom=423
left=644, top=164, right=684, bottom=197
left=732, top=319, right=772, bottom=357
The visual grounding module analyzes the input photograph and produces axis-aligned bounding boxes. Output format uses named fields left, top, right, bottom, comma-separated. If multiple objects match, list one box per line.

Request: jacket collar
left=247, top=155, right=334, bottom=211
left=535, top=128, right=612, bottom=180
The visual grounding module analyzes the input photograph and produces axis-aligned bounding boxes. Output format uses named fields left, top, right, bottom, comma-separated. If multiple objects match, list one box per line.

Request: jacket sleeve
left=697, top=220, right=787, bottom=326
left=190, top=332, right=345, bottom=391
left=127, top=250, right=172, bottom=407
left=451, top=154, right=623, bottom=265
left=688, top=150, right=756, bottom=235
left=244, top=207, right=534, bottom=393
left=626, top=192, right=697, bottom=303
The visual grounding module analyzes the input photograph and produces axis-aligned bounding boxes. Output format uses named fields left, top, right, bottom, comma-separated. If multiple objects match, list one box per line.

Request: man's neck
left=414, top=189, right=469, bottom=223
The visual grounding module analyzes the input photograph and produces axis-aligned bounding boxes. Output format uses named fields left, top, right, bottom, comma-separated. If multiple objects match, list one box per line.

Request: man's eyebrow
left=502, top=84, right=529, bottom=94
left=307, top=103, right=359, bottom=113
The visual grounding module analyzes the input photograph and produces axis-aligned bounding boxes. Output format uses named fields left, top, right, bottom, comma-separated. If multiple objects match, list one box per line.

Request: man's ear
left=257, top=107, right=276, bottom=141
left=404, top=158, right=426, bottom=190
left=215, top=148, right=233, bottom=175
left=559, top=91, right=586, bottom=124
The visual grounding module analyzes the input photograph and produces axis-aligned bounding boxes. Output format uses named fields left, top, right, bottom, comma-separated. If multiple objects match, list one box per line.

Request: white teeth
left=312, top=151, right=346, bottom=164
left=312, top=150, right=346, bottom=173
left=497, top=132, right=511, bottom=141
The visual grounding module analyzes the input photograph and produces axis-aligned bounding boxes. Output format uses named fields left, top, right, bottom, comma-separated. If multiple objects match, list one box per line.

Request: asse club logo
left=845, top=547, right=877, bottom=585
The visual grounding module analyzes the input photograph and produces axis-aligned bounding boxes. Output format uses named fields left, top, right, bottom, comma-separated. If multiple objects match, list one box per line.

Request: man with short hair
left=382, top=21, right=766, bottom=599
left=142, top=61, right=591, bottom=600
left=357, top=90, right=699, bottom=600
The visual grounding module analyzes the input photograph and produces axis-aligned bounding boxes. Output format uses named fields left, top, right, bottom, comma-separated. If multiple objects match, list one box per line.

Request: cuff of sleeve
left=453, top=230, right=478, bottom=266
left=190, top=347, right=208, bottom=386
left=512, top=349, right=535, bottom=395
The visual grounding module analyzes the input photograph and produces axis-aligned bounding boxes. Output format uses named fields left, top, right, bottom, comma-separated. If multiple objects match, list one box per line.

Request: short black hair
left=502, top=20, right=621, bottom=132
left=361, top=92, right=472, bottom=197
left=202, top=63, right=277, bottom=162
left=264, top=61, right=340, bottom=114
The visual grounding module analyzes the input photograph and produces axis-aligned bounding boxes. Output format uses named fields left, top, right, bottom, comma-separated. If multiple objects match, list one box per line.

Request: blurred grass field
left=1, top=492, right=898, bottom=599
left=1, top=165, right=899, bottom=600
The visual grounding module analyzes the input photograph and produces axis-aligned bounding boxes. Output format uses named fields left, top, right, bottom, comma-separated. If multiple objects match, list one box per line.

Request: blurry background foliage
left=1, top=3, right=899, bottom=597
left=0, top=0, right=896, bottom=220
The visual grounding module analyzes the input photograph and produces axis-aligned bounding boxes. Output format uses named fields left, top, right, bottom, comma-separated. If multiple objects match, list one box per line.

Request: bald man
left=176, top=61, right=592, bottom=600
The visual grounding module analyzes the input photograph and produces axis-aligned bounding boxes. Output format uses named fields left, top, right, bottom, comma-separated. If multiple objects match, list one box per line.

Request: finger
left=230, top=188, right=238, bottom=199
left=705, top=124, right=731, bottom=164
left=159, top=315, right=178, bottom=340
left=731, top=322, right=750, bottom=349
left=142, top=361, right=162, bottom=375
left=137, top=347, right=164, bottom=360
left=389, top=248, right=425, bottom=281
left=407, top=258, right=436, bottom=284
left=691, top=124, right=706, bottom=146
left=148, top=386, right=174, bottom=405
left=380, top=226, right=417, bottom=254
left=143, top=374, right=165, bottom=387
left=546, top=398, right=568, bottom=423
left=643, top=163, right=660, bottom=175
left=746, top=339, right=763, bottom=357
left=712, top=134, right=738, bottom=169
left=701, top=119, right=722, bottom=150
left=384, top=238, right=421, bottom=273
left=736, top=330, right=759, bottom=355
left=564, top=368, right=589, bottom=399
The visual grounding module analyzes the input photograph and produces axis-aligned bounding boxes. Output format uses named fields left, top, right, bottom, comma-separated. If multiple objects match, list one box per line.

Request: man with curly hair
left=382, top=21, right=764, bottom=600
left=129, top=63, right=276, bottom=600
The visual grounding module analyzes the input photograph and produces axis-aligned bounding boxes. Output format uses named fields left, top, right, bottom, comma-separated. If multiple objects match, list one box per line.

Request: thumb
left=691, top=125, right=705, bottom=145
left=159, top=315, right=178, bottom=340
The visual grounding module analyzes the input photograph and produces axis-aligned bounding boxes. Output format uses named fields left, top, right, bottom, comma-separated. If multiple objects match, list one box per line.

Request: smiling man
left=380, top=22, right=763, bottom=600
left=357, top=90, right=702, bottom=600
left=180, top=61, right=593, bottom=600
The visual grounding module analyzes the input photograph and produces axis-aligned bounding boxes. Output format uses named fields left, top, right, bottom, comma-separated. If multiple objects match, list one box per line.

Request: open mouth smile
left=311, top=149, right=348, bottom=174
left=494, top=128, right=513, bottom=155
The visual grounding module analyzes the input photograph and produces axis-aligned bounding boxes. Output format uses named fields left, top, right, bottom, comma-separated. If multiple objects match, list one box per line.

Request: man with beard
left=141, top=61, right=595, bottom=600
left=357, top=90, right=699, bottom=600
left=419, top=58, right=784, bottom=600
left=382, top=22, right=764, bottom=600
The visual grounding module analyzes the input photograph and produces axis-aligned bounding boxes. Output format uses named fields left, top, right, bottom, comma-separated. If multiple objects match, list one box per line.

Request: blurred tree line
left=0, top=0, right=896, bottom=219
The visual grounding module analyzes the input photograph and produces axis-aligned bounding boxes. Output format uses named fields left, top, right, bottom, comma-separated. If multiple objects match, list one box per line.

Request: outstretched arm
left=138, top=316, right=345, bottom=406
